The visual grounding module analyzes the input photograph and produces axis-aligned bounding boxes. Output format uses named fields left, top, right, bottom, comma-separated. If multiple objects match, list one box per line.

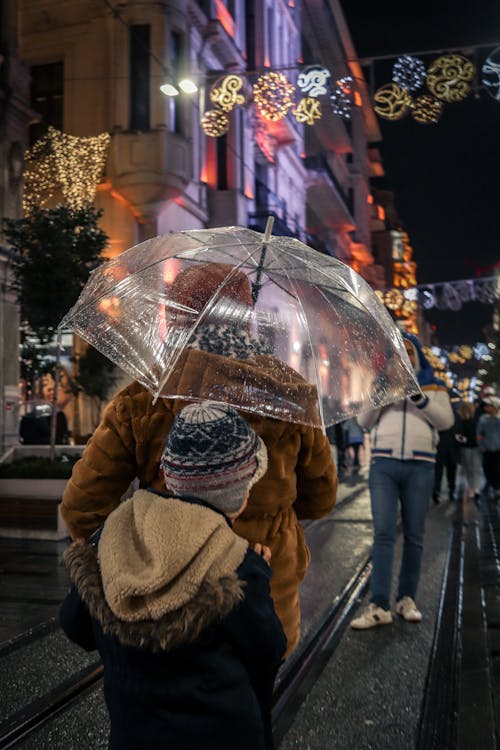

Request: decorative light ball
left=253, top=72, right=295, bottom=122
left=481, top=46, right=500, bottom=101
left=401, top=300, right=418, bottom=316
left=384, top=288, right=404, bottom=310
left=330, top=76, right=355, bottom=120
left=297, top=66, right=331, bottom=97
left=427, top=54, right=475, bottom=103
left=411, top=94, right=443, bottom=124
left=201, top=109, right=229, bottom=137
left=392, top=55, right=426, bottom=92
left=373, top=83, right=412, bottom=121
left=210, top=75, right=245, bottom=112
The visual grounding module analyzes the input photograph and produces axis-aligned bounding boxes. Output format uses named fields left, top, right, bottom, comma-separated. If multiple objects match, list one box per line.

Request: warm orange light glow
left=97, top=296, right=121, bottom=319
left=101, top=183, right=142, bottom=220
left=377, top=206, right=385, bottom=221
left=200, top=161, right=208, bottom=184
left=264, top=56, right=271, bottom=67
left=367, top=194, right=374, bottom=204
left=215, top=0, right=235, bottom=38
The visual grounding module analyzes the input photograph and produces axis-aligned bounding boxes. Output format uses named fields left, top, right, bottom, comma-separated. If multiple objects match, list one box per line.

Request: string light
left=392, top=55, right=426, bottom=91
left=23, top=126, right=110, bottom=212
left=297, top=66, right=331, bottom=97
left=330, top=76, right=356, bottom=120
left=481, top=46, right=500, bottom=101
left=426, top=54, right=475, bottom=102
left=209, top=75, right=245, bottom=111
left=201, top=109, right=229, bottom=137
left=411, top=94, right=443, bottom=124
left=253, top=72, right=295, bottom=122
left=293, top=97, right=322, bottom=125
left=373, top=82, right=412, bottom=120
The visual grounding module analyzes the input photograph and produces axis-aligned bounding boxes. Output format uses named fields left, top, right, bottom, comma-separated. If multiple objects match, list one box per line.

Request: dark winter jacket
left=60, top=489, right=286, bottom=750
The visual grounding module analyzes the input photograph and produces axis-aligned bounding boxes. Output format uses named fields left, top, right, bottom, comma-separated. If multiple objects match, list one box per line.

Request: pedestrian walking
left=351, top=332, right=454, bottom=630
left=60, top=262, right=337, bottom=656
left=343, top=417, right=364, bottom=473
left=477, top=396, right=500, bottom=499
left=432, top=410, right=460, bottom=504
left=455, top=400, right=482, bottom=501
left=60, top=402, right=287, bottom=750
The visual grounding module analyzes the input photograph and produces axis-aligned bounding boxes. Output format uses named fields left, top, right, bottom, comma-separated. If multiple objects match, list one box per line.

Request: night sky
left=340, top=0, right=500, bottom=344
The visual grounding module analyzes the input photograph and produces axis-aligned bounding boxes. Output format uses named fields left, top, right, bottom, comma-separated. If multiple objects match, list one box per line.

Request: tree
left=3, top=205, right=109, bottom=452
left=3, top=204, right=108, bottom=343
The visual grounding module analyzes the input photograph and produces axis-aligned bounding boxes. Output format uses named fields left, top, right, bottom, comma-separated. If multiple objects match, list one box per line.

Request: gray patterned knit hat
left=160, top=401, right=268, bottom=515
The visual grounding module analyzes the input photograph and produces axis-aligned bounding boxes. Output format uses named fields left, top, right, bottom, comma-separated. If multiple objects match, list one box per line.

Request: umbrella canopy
left=59, top=225, right=419, bottom=427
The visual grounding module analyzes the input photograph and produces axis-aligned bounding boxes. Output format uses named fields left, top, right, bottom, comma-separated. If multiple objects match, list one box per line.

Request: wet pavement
left=1, top=469, right=499, bottom=748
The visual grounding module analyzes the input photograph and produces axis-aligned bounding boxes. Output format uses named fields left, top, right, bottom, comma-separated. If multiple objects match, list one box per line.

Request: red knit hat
left=169, top=262, right=253, bottom=312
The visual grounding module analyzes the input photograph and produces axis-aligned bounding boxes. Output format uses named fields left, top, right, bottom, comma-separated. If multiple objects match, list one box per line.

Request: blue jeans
left=369, top=458, right=434, bottom=610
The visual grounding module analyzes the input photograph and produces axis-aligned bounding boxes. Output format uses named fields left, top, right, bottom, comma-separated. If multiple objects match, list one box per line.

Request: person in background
left=477, top=396, right=500, bottom=500
left=455, top=400, right=482, bottom=502
left=343, top=417, right=364, bottom=474
left=432, top=406, right=460, bottom=504
left=351, top=332, right=454, bottom=630
left=60, top=263, right=337, bottom=657
left=60, top=402, right=286, bottom=750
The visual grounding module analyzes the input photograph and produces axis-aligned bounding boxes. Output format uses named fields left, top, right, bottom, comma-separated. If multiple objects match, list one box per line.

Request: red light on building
left=215, top=0, right=235, bottom=38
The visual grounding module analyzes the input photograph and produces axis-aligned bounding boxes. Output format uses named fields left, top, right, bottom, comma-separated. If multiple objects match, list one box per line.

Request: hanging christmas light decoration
left=209, top=74, right=245, bottom=112
left=330, top=76, right=356, bottom=120
left=293, top=97, right=322, bottom=125
left=481, top=46, right=500, bottom=101
left=253, top=72, right=295, bottom=121
left=392, top=54, right=427, bottom=91
left=201, top=109, right=229, bottom=137
left=373, top=82, right=412, bottom=120
left=427, top=54, right=475, bottom=103
left=23, top=126, right=110, bottom=212
left=384, top=288, right=404, bottom=310
left=297, top=66, right=331, bottom=97
left=411, top=94, right=443, bottom=124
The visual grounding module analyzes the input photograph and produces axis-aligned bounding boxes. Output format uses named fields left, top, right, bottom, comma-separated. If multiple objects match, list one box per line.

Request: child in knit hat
left=60, top=401, right=286, bottom=750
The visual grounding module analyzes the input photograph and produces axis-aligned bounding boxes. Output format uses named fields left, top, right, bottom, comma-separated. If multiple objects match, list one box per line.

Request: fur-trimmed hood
left=63, top=490, right=248, bottom=651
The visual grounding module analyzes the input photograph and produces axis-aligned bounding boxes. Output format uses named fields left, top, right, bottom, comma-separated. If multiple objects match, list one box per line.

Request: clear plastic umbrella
left=58, top=223, right=419, bottom=428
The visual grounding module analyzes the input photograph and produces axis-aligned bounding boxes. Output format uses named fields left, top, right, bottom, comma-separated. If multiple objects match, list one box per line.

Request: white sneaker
left=350, top=603, right=393, bottom=630
left=396, top=596, right=422, bottom=623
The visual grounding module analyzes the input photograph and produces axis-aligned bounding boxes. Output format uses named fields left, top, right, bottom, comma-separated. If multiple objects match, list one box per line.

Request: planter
left=0, top=477, right=69, bottom=540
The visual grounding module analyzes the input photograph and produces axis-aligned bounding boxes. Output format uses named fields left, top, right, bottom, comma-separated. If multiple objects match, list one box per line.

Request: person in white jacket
left=351, top=332, right=454, bottom=629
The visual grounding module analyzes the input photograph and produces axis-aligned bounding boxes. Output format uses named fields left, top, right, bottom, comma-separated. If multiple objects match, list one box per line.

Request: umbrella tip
left=263, top=216, right=275, bottom=244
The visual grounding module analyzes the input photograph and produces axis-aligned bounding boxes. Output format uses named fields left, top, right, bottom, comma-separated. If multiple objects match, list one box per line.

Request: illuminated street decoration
left=392, top=55, right=426, bottom=91
left=373, top=82, right=412, bottom=120
left=293, top=97, right=322, bottom=125
left=426, top=54, right=475, bottom=102
left=482, top=47, right=500, bottom=101
left=253, top=72, right=295, bottom=121
left=209, top=75, right=245, bottom=111
left=384, top=288, right=404, bottom=310
left=201, top=109, right=229, bottom=137
left=330, top=76, right=356, bottom=119
left=297, top=66, right=331, bottom=97
left=411, top=94, right=443, bottom=124
left=23, top=126, right=110, bottom=211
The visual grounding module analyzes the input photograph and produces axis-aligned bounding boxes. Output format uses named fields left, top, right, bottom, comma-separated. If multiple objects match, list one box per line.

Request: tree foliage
left=3, top=204, right=108, bottom=343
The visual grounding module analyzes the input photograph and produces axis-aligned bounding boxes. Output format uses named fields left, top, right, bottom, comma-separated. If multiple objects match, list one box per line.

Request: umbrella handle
left=251, top=216, right=275, bottom=304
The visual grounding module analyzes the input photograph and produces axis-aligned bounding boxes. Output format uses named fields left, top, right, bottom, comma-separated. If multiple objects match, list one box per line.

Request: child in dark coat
left=59, top=401, right=286, bottom=750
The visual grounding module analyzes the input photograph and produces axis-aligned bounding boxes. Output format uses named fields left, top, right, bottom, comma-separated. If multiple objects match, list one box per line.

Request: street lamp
left=160, top=77, right=198, bottom=96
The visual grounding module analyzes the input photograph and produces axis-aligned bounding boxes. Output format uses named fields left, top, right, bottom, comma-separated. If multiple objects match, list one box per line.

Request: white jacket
left=358, top=385, right=454, bottom=463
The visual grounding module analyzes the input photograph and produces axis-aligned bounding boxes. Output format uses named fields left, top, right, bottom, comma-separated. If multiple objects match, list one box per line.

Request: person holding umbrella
left=61, top=260, right=337, bottom=656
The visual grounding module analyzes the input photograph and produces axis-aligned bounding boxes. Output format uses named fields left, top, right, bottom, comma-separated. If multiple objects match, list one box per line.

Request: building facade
left=8, top=0, right=389, bottom=438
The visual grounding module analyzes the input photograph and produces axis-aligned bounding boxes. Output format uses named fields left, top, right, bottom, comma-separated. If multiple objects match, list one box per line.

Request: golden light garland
left=23, top=126, right=110, bottom=211
left=201, top=109, right=229, bottom=137
left=426, top=54, right=475, bottom=103
left=253, top=72, right=295, bottom=122
left=209, top=75, right=245, bottom=112
left=373, top=82, right=412, bottom=121
left=384, top=288, right=404, bottom=310
left=293, top=97, right=322, bottom=125
left=411, top=94, right=443, bottom=124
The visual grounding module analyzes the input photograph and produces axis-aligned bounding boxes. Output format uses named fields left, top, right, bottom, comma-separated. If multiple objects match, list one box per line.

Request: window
left=217, top=135, right=228, bottom=190
left=129, top=24, right=150, bottom=131
left=169, top=30, right=184, bottom=135
left=30, top=62, right=63, bottom=144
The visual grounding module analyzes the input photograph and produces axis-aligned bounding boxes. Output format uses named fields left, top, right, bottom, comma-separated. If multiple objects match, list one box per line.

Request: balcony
left=304, top=154, right=355, bottom=231
left=248, top=179, right=300, bottom=238
left=107, top=130, right=191, bottom=217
